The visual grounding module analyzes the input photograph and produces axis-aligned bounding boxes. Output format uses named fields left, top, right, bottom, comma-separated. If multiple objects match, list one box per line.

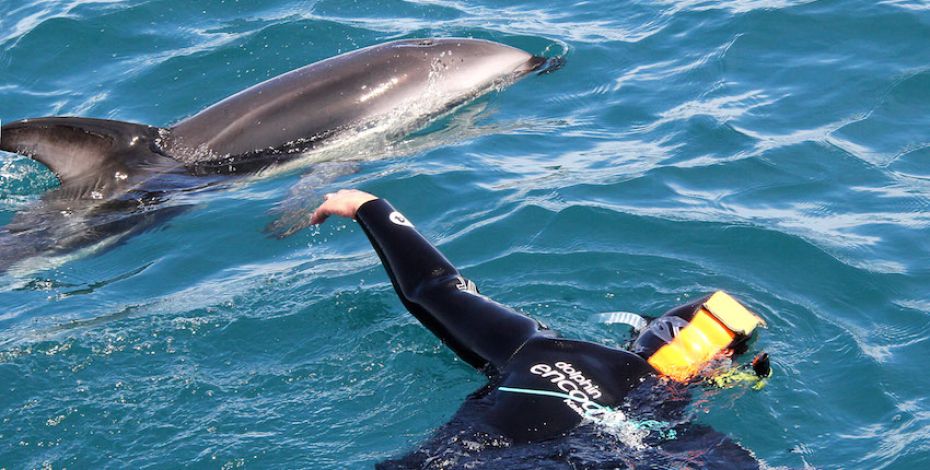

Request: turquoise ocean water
left=2, top=0, right=929, bottom=468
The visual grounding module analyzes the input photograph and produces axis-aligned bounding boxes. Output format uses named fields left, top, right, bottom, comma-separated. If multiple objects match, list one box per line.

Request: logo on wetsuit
left=530, top=362, right=605, bottom=419
left=389, top=211, right=414, bottom=227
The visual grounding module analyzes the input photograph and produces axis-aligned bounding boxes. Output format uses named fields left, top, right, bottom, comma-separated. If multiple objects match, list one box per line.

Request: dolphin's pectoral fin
left=0, top=117, right=165, bottom=183
left=264, top=161, right=360, bottom=239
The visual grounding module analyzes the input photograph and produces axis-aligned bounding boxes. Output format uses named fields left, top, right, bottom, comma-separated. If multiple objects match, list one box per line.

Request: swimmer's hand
left=310, top=189, right=378, bottom=225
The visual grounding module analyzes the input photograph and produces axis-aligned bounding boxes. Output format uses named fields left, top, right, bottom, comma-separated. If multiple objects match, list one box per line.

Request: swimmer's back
left=485, top=337, right=654, bottom=441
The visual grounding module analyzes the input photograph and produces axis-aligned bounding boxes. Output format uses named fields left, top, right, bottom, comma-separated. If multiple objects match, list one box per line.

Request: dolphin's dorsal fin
left=0, top=117, right=163, bottom=182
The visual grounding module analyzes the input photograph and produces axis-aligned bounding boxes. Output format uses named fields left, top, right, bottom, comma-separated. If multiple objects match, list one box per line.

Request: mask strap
left=593, top=311, right=648, bottom=332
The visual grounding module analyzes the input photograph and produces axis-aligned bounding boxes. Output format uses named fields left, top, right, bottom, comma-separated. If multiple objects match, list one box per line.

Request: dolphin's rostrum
left=0, top=38, right=548, bottom=273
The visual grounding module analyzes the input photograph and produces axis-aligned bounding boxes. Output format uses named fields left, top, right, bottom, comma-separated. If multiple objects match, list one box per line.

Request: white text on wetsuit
left=530, top=362, right=604, bottom=419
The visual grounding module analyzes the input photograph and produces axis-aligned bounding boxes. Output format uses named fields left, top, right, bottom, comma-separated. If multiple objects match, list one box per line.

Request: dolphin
left=0, top=38, right=549, bottom=274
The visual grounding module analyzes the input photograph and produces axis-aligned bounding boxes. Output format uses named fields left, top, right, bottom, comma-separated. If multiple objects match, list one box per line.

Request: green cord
left=498, top=386, right=609, bottom=411
left=497, top=386, right=676, bottom=440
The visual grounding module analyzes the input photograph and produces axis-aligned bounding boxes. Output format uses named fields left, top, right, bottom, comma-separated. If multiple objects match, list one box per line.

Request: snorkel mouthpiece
left=641, top=291, right=765, bottom=383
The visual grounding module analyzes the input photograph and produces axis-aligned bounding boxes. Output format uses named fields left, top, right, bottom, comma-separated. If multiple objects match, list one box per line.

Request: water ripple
left=2, top=0, right=930, bottom=468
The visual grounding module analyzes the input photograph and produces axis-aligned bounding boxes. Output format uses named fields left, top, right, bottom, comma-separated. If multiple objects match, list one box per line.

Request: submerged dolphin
left=0, top=38, right=548, bottom=273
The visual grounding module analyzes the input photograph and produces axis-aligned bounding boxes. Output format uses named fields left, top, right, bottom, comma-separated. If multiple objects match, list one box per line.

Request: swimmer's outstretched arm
left=311, top=189, right=541, bottom=373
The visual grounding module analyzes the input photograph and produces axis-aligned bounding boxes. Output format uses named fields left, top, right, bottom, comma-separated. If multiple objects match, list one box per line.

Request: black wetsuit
left=356, top=199, right=760, bottom=469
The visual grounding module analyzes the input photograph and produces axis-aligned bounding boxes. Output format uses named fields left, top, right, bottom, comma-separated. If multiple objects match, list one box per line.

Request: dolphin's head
left=390, top=38, right=545, bottom=98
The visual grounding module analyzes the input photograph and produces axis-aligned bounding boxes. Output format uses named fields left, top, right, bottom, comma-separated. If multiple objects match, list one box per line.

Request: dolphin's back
left=167, top=38, right=541, bottom=160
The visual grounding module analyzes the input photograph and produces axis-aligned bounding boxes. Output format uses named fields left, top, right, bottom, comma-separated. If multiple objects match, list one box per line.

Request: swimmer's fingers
left=310, top=189, right=378, bottom=225
left=309, top=195, right=343, bottom=225
left=308, top=207, right=331, bottom=225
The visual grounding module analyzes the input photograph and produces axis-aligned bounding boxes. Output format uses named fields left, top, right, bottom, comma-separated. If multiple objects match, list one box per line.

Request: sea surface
left=1, top=0, right=929, bottom=468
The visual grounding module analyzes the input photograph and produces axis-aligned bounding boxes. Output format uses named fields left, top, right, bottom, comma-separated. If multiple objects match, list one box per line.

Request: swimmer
left=311, top=189, right=771, bottom=469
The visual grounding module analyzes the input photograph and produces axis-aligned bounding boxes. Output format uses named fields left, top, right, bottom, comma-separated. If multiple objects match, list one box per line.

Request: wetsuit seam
left=493, top=333, right=543, bottom=373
